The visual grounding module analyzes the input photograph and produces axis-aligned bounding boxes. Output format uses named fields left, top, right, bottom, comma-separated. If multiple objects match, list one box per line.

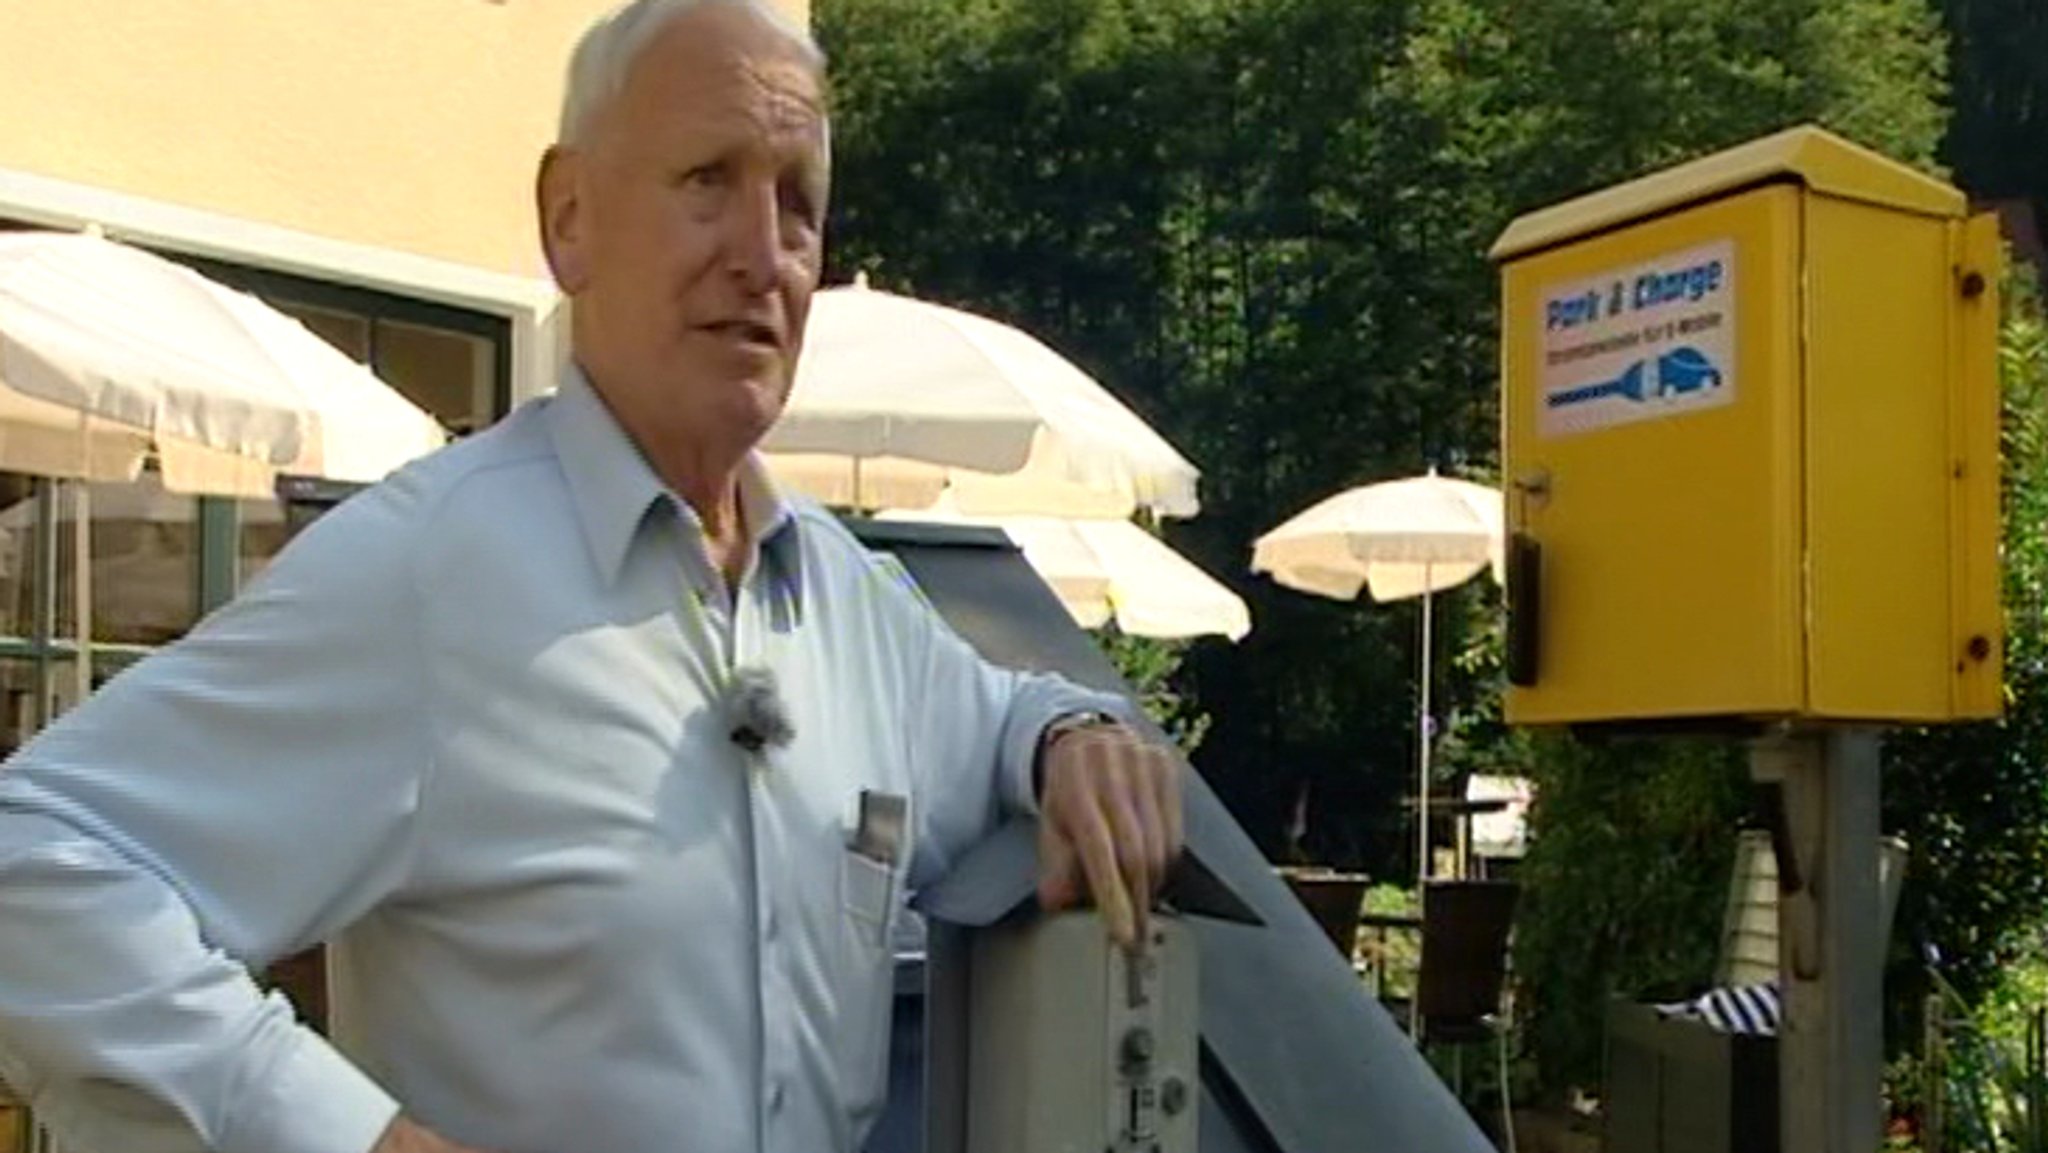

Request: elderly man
left=0, top=2, right=1181, bottom=1151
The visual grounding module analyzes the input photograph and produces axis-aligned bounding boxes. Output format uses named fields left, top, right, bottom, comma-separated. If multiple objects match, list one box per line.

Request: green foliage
left=1509, top=734, right=1753, bottom=1096
left=817, top=0, right=1956, bottom=883
left=804, top=0, right=2048, bottom=1130
left=1434, top=580, right=1534, bottom=783
left=1098, top=630, right=1214, bottom=755
left=1938, top=0, right=2048, bottom=212
left=816, top=0, right=1984, bottom=1102
left=1885, top=270, right=2048, bottom=1019
left=1361, top=882, right=1423, bottom=1002
left=1887, top=946, right=2048, bottom=1152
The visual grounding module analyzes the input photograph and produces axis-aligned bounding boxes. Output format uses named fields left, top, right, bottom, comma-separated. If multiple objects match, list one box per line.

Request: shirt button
left=768, top=1079, right=787, bottom=1113
left=762, top=903, right=779, bottom=942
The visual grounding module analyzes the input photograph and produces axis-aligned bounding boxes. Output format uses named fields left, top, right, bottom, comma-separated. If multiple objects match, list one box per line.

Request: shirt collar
left=545, top=363, right=803, bottom=596
left=734, top=452, right=805, bottom=608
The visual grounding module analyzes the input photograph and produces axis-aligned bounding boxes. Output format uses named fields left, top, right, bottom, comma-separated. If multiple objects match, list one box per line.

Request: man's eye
left=779, top=179, right=824, bottom=227
left=780, top=189, right=817, bottom=226
left=673, top=165, right=726, bottom=190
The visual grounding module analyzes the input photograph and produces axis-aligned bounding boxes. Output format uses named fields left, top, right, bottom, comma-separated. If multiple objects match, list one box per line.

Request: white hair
left=557, top=0, right=826, bottom=146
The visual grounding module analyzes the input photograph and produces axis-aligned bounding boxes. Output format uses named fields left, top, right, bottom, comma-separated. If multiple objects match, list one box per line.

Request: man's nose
left=723, top=182, right=784, bottom=294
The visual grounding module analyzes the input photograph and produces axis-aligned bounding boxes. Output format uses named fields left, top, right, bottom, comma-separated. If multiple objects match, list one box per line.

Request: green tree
left=809, top=0, right=2048, bottom=1114
left=1939, top=0, right=2048, bottom=216
left=1884, top=271, right=2048, bottom=1014
left=816, top=0, right=1954, bottom=886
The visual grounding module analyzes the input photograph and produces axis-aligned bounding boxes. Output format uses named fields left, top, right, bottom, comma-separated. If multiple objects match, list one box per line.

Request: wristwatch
left=1033, top=710, right=1122, bottom=797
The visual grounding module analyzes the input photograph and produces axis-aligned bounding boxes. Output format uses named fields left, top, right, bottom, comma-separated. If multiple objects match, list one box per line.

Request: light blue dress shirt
left=0, top=367, right=1133, bottom=1153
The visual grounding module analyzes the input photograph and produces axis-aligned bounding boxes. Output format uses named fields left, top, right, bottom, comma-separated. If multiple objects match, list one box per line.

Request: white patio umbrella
left=1250, top=470, right=1504, bottom=882
left=0, top=228, right=446, bottom=707
left=763, top=276, right=1200, bottom=519
left=0, top=229, right=446, bottom=496
left=881, top=506, right=1250, bottom=641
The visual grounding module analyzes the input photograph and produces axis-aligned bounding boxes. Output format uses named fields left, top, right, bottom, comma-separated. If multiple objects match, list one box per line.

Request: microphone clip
left=725, top=665, right=794, bottom=757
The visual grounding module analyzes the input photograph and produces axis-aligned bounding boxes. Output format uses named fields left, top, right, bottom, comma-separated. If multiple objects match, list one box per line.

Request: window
left=186, top=257, right=513, bottom=437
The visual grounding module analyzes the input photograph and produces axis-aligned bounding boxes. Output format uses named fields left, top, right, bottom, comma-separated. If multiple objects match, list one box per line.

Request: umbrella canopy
left=1251, top=470, right=1505, bottom=883
left=0, top=230, right=446, bottom=497
left=762, top=277, right=1199, bottom=518
left=882, top=507, right=1249, bottom=641
left=1250, top=471, right=1504, bottom=603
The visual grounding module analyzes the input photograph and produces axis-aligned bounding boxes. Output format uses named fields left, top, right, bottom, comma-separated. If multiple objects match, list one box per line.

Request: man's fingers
left=1036, top=832, right=1083, bottom=910
left=1103, top=759, right=1157, bottom=947
left=1036, top=721, right=1188, bottom=952
left=372, top=1116, right=496, bottom=1153
left=1063, top=777, right=1137, bottom=948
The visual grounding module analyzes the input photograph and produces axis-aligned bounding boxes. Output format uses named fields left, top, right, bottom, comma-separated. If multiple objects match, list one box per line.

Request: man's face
left=541, top=5, right=828, bottom=460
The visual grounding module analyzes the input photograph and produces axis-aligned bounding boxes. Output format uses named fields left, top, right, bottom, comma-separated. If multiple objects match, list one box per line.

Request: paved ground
left=1515, top=1106, right=1603, bottom=1153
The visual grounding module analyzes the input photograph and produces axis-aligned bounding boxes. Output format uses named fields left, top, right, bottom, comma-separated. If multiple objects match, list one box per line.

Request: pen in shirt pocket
left=850, top=789, right=907, bottom=868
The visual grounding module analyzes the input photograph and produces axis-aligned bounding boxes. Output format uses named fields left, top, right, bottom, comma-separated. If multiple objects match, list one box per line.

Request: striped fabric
left=1655, top=980, right=1783, bottom=1036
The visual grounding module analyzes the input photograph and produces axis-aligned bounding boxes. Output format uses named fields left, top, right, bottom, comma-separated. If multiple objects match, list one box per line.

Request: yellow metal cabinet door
left=1503, top=185, right=1804, bottom=725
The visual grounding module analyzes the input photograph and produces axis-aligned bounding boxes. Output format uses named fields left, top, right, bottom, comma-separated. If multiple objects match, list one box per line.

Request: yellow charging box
left=1493, top=126, right=2003, bottom=727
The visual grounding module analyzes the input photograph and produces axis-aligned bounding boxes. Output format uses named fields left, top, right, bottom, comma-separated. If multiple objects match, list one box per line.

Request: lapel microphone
left=725, top=666, right=794, bottom=755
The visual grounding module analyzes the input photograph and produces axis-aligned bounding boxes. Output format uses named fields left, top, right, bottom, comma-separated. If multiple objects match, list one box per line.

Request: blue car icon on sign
left=1653, top=346, right=1721, bottom=396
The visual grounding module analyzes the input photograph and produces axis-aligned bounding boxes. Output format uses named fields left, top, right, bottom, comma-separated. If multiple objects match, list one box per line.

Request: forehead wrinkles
left=595, top=60, right=825, bottom=187
left=714, top=57, right=826, bottom=163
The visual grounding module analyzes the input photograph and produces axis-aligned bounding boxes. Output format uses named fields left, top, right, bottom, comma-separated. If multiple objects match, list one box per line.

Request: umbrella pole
left=31, top=479, right=55, bottom=730
left=1418, top=568, right=1433, bottom=886
left=71, top=481, right=91, bottom=706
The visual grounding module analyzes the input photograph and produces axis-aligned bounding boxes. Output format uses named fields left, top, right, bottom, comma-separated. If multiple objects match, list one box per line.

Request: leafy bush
left=1099, top=630, right=1214, bottom=755
left=1884, top=270, right=2048, bottom=1023
left=1887, top=944, right=2048, bottom=1152
left=1435, top=571, right=1752, bottom=1096
left=1510, top=734, right=1752, bottom=1096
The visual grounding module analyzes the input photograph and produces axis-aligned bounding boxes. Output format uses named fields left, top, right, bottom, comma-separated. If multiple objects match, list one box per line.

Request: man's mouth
left=704, top=320, right=781, bottom=349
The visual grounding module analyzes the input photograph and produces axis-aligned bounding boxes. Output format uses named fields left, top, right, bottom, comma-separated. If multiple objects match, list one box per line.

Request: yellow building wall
left=0, top=0, right=811, bottom=279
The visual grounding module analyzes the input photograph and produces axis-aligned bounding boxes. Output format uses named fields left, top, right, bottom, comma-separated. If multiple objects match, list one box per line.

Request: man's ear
left=537, top=146, right=590, bottom=293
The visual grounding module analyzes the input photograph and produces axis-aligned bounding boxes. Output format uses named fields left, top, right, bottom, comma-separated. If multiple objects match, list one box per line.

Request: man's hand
left=372, top=1116, right=490, bottom=1153
left=1035, top=720, right=1184, bottom=950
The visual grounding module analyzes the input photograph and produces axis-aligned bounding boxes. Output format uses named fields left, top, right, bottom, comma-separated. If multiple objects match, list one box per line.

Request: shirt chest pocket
left=835, top=818, right=908, bottom=1139
left=840, top=846, right=897, bottom=950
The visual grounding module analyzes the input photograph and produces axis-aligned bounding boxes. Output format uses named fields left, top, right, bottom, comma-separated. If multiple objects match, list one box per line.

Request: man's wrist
left=1033, top=710, right=1122, bottom=798
left=371, top=1116, right=472, bottom=1153
left=370, top=1116, right=427, bottom=1153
